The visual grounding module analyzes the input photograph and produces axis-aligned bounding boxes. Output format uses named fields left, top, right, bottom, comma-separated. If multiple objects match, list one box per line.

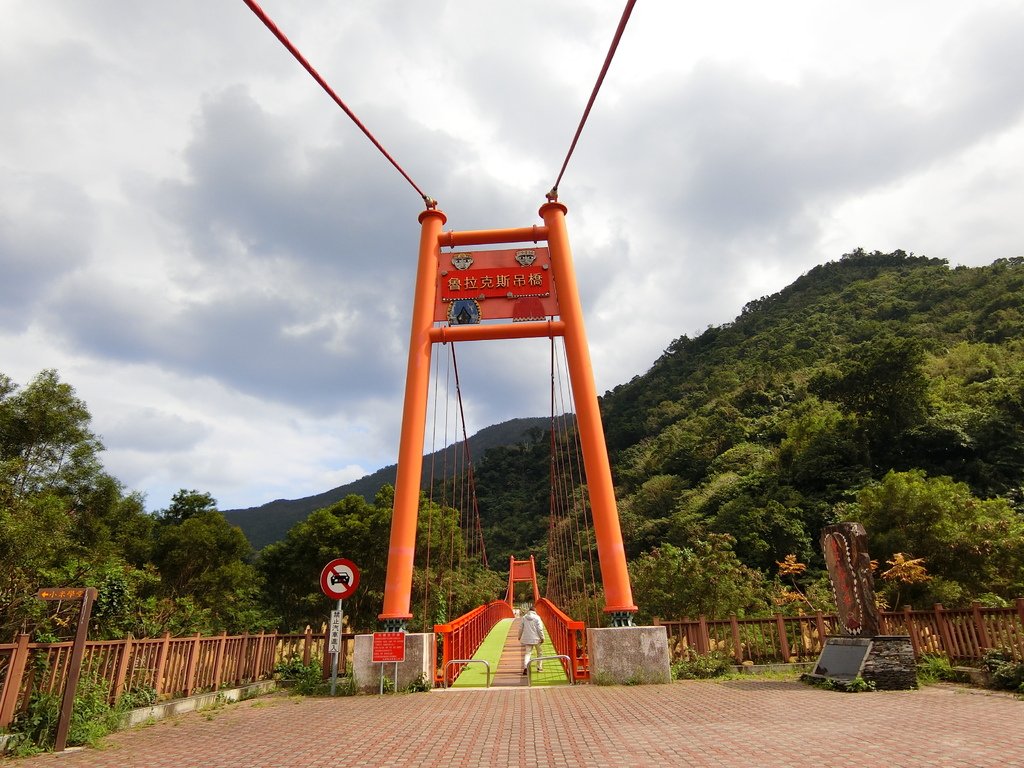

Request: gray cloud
left=0, top=173, right=95, bottom=329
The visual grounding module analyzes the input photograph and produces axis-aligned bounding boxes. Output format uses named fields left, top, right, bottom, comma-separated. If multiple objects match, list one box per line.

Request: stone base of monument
left=587, top=626, right=672, bottom=685
left=352, top=633, right=434, bottom=693
left=805, top=635, right=917, bottom=691
left=860, top=635, right=917, bottom=690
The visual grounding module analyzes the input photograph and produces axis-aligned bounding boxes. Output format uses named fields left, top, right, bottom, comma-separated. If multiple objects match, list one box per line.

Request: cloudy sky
left=3, top=0, right=1023, bottom=513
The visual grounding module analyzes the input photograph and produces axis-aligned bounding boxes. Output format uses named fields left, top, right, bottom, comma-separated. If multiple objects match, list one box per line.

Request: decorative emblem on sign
left=448, top=299, right=481, bottom=325
left=450, top=253, right=474, bottom=270
left=514, top=249, right=537, bottom=267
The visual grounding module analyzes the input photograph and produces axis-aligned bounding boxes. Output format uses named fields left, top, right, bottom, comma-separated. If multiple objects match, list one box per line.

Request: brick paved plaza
left=9, top=680, right=1022, bottom=767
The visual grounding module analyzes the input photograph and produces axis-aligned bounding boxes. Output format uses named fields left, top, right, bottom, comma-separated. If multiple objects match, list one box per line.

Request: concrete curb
left=0, top=681, right=278, bottom=754
left=119, top=681, right=278, bottom=728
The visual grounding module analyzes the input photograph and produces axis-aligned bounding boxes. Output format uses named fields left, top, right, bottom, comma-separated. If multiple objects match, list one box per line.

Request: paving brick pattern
left=12, top=681, right=1022, bottom=767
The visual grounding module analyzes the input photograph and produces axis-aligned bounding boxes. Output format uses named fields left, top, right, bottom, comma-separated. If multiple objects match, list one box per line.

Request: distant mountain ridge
left=222, top=416, right=550, bottom=549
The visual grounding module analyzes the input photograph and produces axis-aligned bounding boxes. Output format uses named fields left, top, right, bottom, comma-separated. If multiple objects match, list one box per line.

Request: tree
left=152, top=509, right=268, bottom=632
left=159, top=489, right=218, bottom=525
left=0, top=369, right=103, bottom=501
left=258, top=492, right=392, bottom=632
left=628, top=535, right=769, bottom=624
left=854, top=470, right=1024, bottom=605
left=810, top=334, right=929, bottom=464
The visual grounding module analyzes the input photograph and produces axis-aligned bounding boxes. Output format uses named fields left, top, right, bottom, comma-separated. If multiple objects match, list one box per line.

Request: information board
left=812, top=637, right=872, bottom=680
left=372, top=632, right=406, bottom=663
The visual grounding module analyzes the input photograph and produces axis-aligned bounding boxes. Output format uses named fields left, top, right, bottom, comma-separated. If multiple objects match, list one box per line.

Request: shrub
left=287, top=662, right=328, bottom=695
left=916, top=654, right=957, bottom=685
left=6, top=678, right=124, bottom=755
left=671, top=652, right=730, bottom=680
left=406, top=673, right=431, bottom=693
left=982, top=649, right=1024, bottom=693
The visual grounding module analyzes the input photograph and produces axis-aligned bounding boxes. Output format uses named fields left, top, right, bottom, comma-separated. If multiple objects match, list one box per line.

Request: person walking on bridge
left=519, top=605, right=545, bottom=674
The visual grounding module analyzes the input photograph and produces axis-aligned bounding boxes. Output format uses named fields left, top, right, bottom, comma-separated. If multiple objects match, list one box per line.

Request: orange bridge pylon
left=379, top=200, right=638, bottom=630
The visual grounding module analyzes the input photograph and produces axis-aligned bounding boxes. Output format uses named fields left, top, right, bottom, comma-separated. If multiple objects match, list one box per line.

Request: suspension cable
left=547, top=0, right=637, bottom=201
left=241, top=0, right=436, bottom=208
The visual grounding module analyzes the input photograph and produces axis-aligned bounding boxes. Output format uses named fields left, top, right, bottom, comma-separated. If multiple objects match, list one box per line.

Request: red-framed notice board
left=371, top=632, right=406, bottom=663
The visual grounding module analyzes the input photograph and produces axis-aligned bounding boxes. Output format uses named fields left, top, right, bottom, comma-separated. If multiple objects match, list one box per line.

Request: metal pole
left=330, top=598, right=342, bottom=695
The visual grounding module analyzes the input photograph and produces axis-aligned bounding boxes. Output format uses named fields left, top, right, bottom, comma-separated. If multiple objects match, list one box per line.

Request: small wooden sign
left=37, top=587, right=88, bottom=601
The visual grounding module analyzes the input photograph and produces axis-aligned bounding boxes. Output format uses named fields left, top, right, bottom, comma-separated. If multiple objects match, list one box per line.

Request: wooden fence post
left=302, top=625, right=312, bottom=666
left=112, top=636, right=134, bottom=701
left=1012, top=598, right=1024, bottom=657
left=211, top=632, right=228, bottom=690
left=183, top=633, right=202, bottom=696
left=775, top=615, right=791, bottom=662
left=153, top=632, right=171, bottom=696
left=903, top=606, right=921, bottom=657
left=971, top=602, right=991, bottom=651
left=237, top=633, right=250, bottom=685
left=933, top=604, right=956, bottom=660
left=263, top=631, right=277, bottom=678
left=729, top=615, right=742, bottom=663
left=814, top=611, right=827, bottom=649
left=697, top=616, right=710, bottom=655
left=0, top=633, right=31, bottom=729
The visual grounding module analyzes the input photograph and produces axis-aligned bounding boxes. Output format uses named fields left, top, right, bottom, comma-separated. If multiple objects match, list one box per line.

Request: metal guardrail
left=442, top=659, right=491, bottom=689
left=526, top=654, right=573, bottom=686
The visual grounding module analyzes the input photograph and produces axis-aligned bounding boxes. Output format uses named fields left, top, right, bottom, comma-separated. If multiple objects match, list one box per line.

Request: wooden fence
left=0, top=628, right=343, bottom=731
left=656, top=599, right=1024, bottom=666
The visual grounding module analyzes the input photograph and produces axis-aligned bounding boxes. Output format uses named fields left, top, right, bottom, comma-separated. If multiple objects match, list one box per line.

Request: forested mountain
left=222, top=417, right=549, bottom=549
left=467, top=250, right=1024, bottom=619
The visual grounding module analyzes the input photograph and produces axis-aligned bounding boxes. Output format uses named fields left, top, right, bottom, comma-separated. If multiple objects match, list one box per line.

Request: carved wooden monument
left=809, top=522, right=917, bottom=690
left=821, top=523, right=882, bottom=637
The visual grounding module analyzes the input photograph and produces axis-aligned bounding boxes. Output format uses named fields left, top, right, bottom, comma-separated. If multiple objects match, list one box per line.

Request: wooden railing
left=656, top=599, right=1024, bottom=665
left=434, top=600, right=514, bottom=684
left=536, top=598, right=589, bottom=681
left=0, top=629, right=347, bottom=731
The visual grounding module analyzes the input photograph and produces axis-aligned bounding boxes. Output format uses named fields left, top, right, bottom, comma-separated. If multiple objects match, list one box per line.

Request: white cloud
left=2, top=0, right=1023, bottom=510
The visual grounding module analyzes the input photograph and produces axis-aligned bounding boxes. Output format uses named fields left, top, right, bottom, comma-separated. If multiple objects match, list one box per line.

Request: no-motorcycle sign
left=320, top=558, right=360, bottom=600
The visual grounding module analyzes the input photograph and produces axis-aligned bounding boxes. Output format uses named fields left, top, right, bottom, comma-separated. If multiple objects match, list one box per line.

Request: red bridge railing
left=537, top=598, right=589, bottom=681
left=434, top=600, right=514, bottom=685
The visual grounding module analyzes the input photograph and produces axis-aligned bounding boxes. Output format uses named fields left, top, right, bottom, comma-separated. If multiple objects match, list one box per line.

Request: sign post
left=320, top=559, right=360, bottom=695
left=37, top=587, right=97, bottom=752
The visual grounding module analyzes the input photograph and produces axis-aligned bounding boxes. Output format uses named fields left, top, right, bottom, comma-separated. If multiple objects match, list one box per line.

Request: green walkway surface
left=450, top=617, right=571, bottom=687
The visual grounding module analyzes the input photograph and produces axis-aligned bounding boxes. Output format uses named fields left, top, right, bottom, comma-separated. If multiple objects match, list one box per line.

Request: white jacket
left=518, top=610, right=544, bottom=645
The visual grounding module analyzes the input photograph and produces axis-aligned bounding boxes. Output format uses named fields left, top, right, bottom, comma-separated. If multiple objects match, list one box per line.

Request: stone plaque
left=812, top=637, right=872, bottom=680
left=820, top=522, right=882, bottom=637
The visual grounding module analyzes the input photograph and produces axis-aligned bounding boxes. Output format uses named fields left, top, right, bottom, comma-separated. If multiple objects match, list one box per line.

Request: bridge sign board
left=372, top=632, right=406, bottom=663
left=320, top=558, right=360, bottom=600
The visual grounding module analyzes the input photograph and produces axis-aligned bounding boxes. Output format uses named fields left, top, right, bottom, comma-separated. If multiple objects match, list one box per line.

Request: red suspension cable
left=241, top=0, right=436, bottom=208
left=548, top=0, right=637, bottom=200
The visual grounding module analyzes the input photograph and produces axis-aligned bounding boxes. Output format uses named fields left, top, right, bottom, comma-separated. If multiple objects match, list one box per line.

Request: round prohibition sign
left=320, top=558, right=360, bottom=600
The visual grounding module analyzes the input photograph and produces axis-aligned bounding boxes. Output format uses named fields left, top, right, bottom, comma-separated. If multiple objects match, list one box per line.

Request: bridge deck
left=449, top=617, right=571, bottom=688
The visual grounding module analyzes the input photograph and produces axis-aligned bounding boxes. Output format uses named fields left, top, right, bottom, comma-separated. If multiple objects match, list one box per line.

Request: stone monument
left=808, top=522, right=916, bottom=690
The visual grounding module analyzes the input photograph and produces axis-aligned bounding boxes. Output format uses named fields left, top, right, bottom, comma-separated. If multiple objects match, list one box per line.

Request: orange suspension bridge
left=240, top=0, right=667, bottom=687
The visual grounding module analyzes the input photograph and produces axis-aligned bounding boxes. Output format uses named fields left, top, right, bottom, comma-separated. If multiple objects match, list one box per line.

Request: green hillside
left=467, top=250, right=1024, bottom=617
left=222, top=417, right=550, bottom=549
